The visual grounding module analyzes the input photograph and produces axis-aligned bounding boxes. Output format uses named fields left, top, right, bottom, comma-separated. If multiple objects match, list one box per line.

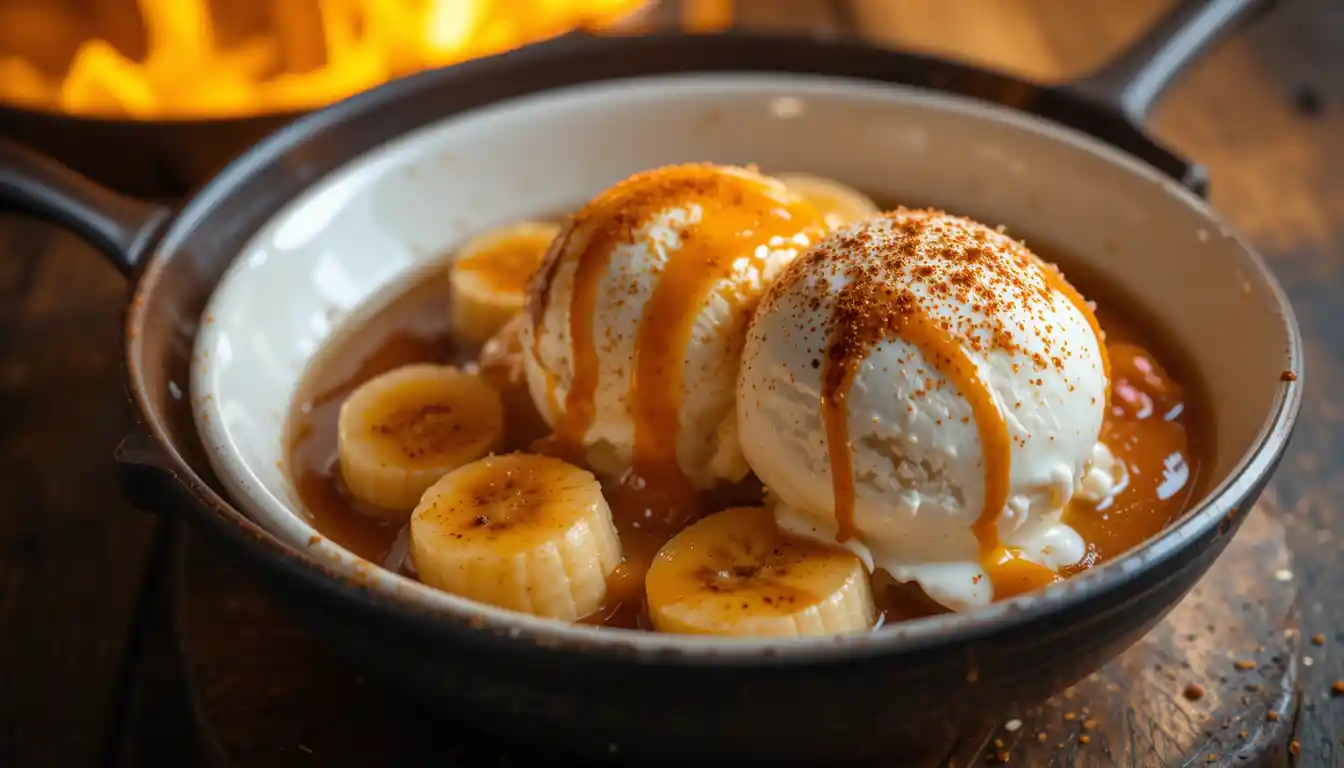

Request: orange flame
left=0, top=0, right=648, bottom=120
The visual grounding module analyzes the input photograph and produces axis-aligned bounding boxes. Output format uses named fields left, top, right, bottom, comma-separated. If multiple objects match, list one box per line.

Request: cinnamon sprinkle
left=799, top=208, right=1102, bottom=588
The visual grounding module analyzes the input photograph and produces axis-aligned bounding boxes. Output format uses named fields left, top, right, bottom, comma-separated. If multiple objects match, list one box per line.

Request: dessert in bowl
left=172, top=70, right=1297, bottom=757
left=281, top=162, right=1209, bottom=636
left=0, top=7, right=1297, bottom=757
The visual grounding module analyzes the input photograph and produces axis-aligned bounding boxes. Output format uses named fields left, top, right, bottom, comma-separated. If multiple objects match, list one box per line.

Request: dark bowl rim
left=123, top=31, right=1304, bottom=665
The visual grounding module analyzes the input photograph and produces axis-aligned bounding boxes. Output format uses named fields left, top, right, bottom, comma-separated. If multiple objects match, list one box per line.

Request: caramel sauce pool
left=287, top=234, right=1208, bottom=631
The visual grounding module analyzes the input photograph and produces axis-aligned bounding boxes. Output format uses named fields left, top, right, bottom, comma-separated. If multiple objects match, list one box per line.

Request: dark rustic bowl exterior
left=268, top=499, right=1263, bottom=761
left=96, top=33, right=1296, bottom=761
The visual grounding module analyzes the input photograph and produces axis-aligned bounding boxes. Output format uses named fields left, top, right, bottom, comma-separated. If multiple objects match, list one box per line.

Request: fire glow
left=0, top=0, right=648, bottom=119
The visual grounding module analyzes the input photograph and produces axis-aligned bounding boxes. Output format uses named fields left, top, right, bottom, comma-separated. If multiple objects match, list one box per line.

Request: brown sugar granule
left=1082, top=719, right=1098, bottom=731
left=1037, top=732, right=1048, bottom=743
left=1184, top=683, right=1206, bottom=700
left=1079, top=735, right=1091, bottom=745
left=1312, top=633, right=1326, bottom=646
left=1064, top=712, right=1077, bottom=721
left=1267, top=710, right=1280, bottom=721
left=1281, top=370, right=1298, bottom=382
left=1234, top=660, right=1257, bottom=670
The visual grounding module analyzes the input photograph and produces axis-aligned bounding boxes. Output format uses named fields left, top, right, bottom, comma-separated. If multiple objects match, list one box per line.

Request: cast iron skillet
left=0, top=6, right=657, bottom=199
left=0, top=0, right=1294, bottom=760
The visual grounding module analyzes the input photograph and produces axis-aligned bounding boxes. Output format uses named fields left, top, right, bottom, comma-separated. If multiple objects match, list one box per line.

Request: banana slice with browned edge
left=338, top=364, right=504, bottom=515
left=410, top=453, right=622, bottom=621
left=645, top=506, right=875, bottom=637
left=449, top=221, right=561, bottom=346
left=776, top=173, right=881, bottom=230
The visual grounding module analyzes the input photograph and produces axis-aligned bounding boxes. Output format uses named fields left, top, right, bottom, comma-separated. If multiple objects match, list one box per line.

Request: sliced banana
left=449, top=221, right=561, bottom=346
left=410, top=453, right=622, bottom=621
left=776, top=173, right=881, bottom=229
left=645, top=506, right=875, bottom=637
left=338, top=364, right=504, bottom=515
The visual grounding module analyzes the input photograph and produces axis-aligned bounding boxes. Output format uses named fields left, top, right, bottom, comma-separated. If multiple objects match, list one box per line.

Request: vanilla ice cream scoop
left=523, top=164, right=825, bottom=499
left=738, top=209, right=1118, bottom=611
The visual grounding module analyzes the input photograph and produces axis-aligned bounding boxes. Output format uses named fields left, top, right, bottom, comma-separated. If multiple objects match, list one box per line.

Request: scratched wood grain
left=0, top=220, right=164, bottom=767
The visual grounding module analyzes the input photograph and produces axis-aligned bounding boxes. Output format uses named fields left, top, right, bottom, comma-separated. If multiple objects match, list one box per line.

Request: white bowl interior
left=192, top=73, right=1292, bottom=628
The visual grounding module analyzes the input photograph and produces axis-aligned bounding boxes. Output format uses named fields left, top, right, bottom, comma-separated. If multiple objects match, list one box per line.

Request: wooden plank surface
left=0, top=220, right=164, bottom=767
left=1109, top=2, right=1344, bottom=763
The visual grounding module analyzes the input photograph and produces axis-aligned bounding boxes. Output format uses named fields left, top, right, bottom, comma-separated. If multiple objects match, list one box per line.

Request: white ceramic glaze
left=192, top=73, right=1292, bottom=622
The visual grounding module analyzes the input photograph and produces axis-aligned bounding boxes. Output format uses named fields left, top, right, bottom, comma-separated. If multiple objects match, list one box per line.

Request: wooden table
left=0, top=1, right=1340, bottom=765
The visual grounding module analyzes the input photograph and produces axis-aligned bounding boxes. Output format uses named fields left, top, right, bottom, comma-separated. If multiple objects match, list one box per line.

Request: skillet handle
left=1065, top=0, right=1279, bottom=124
left=0, top=137, right=172, bottom=278
left=115, top=423, right=181, bottom=516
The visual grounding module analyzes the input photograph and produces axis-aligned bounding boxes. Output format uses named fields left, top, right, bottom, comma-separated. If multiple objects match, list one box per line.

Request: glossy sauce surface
left=287, top=229, right=1208, bottom=630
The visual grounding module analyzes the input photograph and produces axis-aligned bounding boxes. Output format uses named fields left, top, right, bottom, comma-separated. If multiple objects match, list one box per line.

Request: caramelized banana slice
left=410, top=453, right=621, bottom=621
left=449, top=221, right=561, bottom=345
left=645, top=507, right=875, bottom=637
left=776, top=174, right=881, bottom=229
left=338, top=364, right=504, bottom=515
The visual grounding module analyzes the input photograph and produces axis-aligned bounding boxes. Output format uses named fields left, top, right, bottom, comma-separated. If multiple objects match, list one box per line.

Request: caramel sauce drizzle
left=531, top=165, right=822, bottom=530
left=629, top=172, right=823, bottom=527
left=819, top=211, right=1095, bottom=595
left=821, top=256, right=1011, bottom=550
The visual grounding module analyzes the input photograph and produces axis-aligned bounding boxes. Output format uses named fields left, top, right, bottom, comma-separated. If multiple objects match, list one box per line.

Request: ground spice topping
left=801, top=209, right=1105, bottom=594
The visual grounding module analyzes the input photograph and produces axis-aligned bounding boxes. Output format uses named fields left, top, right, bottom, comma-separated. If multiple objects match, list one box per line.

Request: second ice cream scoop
left=738, top=209, right=1117, bottom=611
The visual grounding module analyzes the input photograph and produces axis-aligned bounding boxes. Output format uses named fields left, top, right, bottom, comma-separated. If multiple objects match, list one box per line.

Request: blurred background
left=0, top=0, right=654, bottom=118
